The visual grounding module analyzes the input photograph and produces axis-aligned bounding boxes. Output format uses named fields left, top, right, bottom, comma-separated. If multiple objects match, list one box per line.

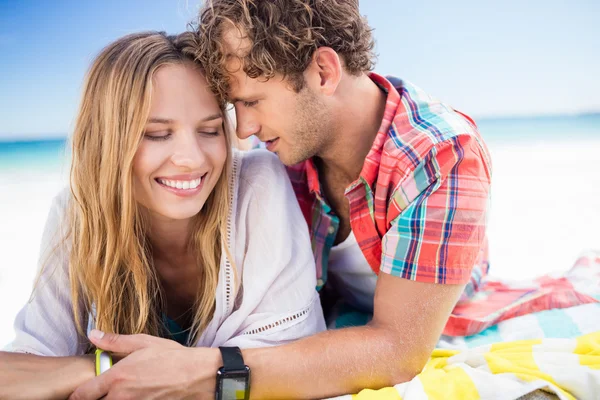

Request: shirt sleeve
left=8, top=191, right=87, bottom=356
left=380, top=134, right=491, bottom=284
left=217, top=150, right=326, bottom=348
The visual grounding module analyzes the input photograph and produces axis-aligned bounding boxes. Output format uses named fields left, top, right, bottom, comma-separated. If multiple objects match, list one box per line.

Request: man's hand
left=69, top=330, right=221, bottom=400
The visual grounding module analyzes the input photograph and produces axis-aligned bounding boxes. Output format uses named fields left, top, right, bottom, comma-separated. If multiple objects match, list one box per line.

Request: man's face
left=222, top=28, right=332, bottom=166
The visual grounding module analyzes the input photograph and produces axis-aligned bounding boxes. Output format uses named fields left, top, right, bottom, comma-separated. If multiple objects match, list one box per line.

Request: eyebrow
left=200, top=113, right=223, bottom=123
left=147, top=113, right=223, bottom=124
left=147, top=117, right=173, bottom=124
left=230, top=94, right=260, bottom=104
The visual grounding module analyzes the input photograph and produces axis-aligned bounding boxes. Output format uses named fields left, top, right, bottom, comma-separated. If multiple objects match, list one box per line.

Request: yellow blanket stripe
left=420, top=366, right=480, bottom=399
left=352, top=387, right=403, bottom=400
left=486, top=339, right=573, bottom=400
left=575, top=332, right=600, bottom=370
left=332, top=332, right=600, bottom=400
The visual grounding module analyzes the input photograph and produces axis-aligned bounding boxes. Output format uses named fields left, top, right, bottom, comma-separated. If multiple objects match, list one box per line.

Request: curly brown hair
left=193, top=0, right=376, bottom=104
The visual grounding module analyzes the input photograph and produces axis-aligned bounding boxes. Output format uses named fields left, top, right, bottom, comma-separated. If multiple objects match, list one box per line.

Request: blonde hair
left=67, top=31, right=232, bottom=345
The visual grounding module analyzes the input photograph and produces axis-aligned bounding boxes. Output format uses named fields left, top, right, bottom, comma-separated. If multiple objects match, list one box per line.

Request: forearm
left=0, top=351, right=95, bottom=400
left=243, top=325, right=428, bottom=399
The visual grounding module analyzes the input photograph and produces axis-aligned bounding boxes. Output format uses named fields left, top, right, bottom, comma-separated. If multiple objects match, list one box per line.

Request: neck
left=317, top=73, right=387, bottom=182
left=146, top=212, right=193, bottom=261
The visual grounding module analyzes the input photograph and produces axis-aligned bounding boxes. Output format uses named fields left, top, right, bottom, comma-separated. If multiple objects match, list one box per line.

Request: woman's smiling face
left=132, top=62, right=227, bottom=223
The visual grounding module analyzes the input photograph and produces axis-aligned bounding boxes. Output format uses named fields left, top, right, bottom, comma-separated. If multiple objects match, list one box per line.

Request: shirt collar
left=358, top=73, right=402, bottom=186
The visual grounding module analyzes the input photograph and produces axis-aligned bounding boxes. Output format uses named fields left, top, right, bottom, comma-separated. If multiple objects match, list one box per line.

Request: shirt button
left=327, top=226, right=335, bottom=235
left=316, top=279, right=324, bottom=287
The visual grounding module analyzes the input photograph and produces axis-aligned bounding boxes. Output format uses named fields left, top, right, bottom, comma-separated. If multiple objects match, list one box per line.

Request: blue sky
left=1, top=0, right=599, bottom=139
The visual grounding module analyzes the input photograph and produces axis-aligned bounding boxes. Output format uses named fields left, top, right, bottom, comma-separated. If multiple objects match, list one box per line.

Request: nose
left=170, top=130, right=205, bottom=169
left=234, top=105, right=261, bottom=140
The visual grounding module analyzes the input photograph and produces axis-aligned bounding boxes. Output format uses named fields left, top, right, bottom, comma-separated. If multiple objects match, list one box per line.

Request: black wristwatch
left=216, top=346, right=251, bottom=400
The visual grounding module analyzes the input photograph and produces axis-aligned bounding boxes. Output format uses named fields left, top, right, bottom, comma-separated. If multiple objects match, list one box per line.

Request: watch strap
left=218, top=346, right=246, bottom=371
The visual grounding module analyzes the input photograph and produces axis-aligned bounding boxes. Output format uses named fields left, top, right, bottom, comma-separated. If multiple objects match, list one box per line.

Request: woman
left=0, top=31, right=324, bottom=399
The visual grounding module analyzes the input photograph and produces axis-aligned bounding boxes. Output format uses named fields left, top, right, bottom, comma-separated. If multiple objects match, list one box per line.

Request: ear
left=305, top=47, right=342, bottom=96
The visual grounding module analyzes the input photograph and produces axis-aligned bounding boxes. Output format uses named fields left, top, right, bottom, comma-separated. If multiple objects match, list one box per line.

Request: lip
left=155, top=173, right=207, bottom=198
left=265, top=138, right=280, bottom=152
left=155, top=173, right=205, bottom=180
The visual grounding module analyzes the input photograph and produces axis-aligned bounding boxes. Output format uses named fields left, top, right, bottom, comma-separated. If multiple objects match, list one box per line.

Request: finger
left=68, top=372, right=110, bottom=400
left=89, top=329, right=156, bottom=354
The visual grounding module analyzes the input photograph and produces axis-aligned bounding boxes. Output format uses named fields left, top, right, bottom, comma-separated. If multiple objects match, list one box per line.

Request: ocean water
left=0, top=139, right=68, bottom=169
left=1, top=114, right=599, bottom=347
left=478, top=113, right=600, bottom=144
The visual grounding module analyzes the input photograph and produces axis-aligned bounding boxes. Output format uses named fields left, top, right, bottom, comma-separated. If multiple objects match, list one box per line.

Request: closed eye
left=198, top=129, right=221, bottom=137
left=242, top=100, right=259, bottom=108
left=144, top=131, right=171, bottom=141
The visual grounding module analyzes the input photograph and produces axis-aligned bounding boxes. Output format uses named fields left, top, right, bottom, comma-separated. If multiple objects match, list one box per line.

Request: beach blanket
left=444, top=251, right=600, bottom=336
left=439, top=302, right=600, bottom=350
left=328, top=252, right=600, bottom=399
left=330, top=331, right=600, bottom=400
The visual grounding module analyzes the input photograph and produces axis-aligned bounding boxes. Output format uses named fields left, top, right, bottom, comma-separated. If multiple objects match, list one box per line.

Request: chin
left=272, top=150, right=289, bottom=165
left=164, top=212, right=201, bottom=221
left=279, top=153, right=304, bottom=167
left=157, top=204, right=204, bottom=221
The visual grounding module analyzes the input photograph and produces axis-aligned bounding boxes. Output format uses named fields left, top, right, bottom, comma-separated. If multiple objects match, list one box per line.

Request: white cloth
left=327, top=232, right=377, bottom=313
left=8, top=149, right=325, bottom=355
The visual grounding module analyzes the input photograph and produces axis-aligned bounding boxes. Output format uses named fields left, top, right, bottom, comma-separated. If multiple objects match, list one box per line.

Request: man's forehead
left=226, top=71, right=262, bottom=101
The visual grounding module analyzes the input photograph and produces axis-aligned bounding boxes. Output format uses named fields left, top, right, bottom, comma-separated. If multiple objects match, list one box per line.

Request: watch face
left=217, top=367, right=250, bottom=400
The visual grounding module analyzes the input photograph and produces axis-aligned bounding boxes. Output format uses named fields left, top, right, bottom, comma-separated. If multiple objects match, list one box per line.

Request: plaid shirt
left=287, top=74, right=492, bottom=293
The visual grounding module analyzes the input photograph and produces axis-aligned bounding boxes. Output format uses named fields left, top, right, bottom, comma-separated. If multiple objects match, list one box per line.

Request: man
left=195, top=0, right=492, bottom=398
left=72, top=1, right=492, bottom=399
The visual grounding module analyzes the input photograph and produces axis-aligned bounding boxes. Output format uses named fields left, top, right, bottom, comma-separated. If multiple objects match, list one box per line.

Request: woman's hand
left=69, top=330, right=221, bottom=400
